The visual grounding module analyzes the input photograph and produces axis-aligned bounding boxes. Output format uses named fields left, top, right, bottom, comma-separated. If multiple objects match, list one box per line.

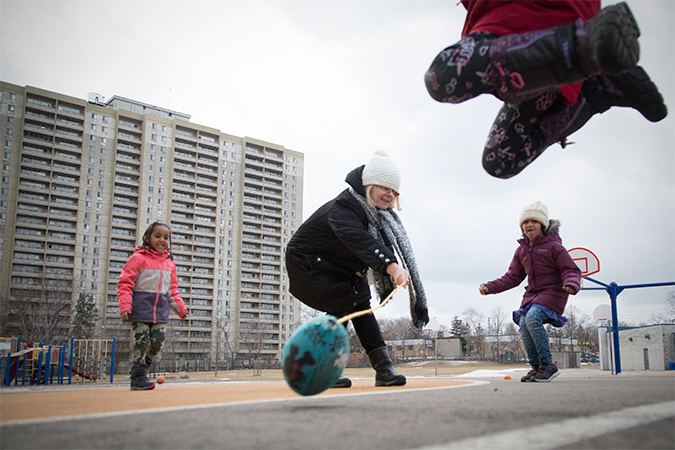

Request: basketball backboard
left=568, top=247, right=600, bottom=278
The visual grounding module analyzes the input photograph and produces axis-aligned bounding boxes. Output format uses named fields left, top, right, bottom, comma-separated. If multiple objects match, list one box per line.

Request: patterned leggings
left=425, top=32, right=592, bottom=178
left=519, top=307, right=553, bottom=370
left=131, top=322, right=166, bottom=365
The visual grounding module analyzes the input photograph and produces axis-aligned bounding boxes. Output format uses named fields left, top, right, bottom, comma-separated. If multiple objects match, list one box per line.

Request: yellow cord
left=337, top=284, right=403, bottom=324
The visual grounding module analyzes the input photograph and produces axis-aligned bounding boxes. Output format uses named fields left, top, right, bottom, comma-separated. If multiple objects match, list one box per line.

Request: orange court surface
left=0, top=377, right=474, bottom=423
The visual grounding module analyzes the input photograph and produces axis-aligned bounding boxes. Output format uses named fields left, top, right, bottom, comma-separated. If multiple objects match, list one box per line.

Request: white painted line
left=416, top=401, right=675, bottom=450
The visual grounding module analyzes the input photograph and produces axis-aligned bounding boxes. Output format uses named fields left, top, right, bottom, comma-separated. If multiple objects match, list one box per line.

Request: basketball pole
left=582, top=278, right=675, bottom=374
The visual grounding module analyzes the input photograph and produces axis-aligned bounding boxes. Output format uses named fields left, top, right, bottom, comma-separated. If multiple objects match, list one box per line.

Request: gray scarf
left=349, top=187, right=428, bottom=329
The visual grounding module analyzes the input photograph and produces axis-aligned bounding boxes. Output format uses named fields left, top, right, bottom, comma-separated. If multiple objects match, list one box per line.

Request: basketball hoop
left=568, top=247, right=600, bottom=278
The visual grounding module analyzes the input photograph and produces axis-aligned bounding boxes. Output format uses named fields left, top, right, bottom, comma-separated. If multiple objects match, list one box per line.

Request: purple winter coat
left=484, top=220, right=581, bottom=315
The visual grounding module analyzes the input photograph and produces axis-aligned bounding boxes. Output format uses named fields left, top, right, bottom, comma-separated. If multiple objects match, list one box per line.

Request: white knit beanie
left=361, top=150, right=401, bottom=193
left=519, top=201, right=549, bottom=229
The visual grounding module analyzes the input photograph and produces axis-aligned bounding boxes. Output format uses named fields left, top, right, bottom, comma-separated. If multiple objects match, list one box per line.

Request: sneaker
left=532, top=362, right=560, bottom=382
left=520, top=369, right=539, bottom=383
left=331, top=377, right=352, bottom=388
left=594, top=66, right=667, bottom=122
left=587, top=2, right=640, bottom=75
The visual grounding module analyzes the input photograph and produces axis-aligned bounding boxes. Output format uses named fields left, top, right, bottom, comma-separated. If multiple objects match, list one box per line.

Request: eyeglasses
left=375, top=185, right=399, bottom=196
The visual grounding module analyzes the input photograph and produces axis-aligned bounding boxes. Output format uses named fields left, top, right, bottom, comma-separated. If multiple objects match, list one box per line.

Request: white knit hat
left=520, top=201, right=549, bottom=229
left=361, top=150, right=401, bottom=193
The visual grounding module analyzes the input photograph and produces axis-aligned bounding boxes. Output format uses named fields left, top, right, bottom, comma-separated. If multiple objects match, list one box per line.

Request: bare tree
left=239, top=319, right=266, bottom=370
left=214, top=316, right=235, bottom=376
left=666, top=290, right=675, bottom=318
left=6, top=277, right=75, bottom=345
left=546, top=324, right=565, bottom=352
left=300, top=304, right=323, bottom=323
left=463, top=308, right=486, bottom=358
left=489, top=305, right=507, bottom=361
left=504, top=322, right=522, bottom=361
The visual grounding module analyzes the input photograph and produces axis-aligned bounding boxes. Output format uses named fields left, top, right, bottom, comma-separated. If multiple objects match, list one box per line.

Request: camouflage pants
left=131, top=322, right=166, bottom=365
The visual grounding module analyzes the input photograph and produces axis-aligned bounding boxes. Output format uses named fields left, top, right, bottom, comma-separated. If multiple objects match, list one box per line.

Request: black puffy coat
left=286, top=166, right=398, bottom=316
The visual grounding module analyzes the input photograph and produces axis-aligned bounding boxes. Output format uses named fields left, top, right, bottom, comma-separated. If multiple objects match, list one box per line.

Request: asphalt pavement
left=1, top=369, right=673, bottom=450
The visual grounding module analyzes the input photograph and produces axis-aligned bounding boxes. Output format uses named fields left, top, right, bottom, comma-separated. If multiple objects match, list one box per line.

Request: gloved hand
left=413, top=299, right=429, bottom=328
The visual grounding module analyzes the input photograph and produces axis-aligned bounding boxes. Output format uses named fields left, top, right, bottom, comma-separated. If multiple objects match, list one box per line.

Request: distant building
left=598, top=324, right=675, bottom=371
left=0, top=81, right=304, bottom=370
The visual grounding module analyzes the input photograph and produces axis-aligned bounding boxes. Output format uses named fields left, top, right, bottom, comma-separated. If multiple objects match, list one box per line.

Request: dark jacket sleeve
left=329, top=199, right=397, bottom=274
left=485, top=248, right=527, bottom=294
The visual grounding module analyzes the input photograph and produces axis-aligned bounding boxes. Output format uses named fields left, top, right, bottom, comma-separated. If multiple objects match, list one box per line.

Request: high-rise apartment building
left=0, top=81, right=304, bottom=370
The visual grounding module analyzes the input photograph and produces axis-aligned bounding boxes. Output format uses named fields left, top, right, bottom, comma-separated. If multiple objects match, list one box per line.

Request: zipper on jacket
left=154, top=270, right=162, bottom=323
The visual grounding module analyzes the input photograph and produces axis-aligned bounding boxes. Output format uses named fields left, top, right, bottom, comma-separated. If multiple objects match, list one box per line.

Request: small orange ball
left=156, top=375, right=165, bottom=384
left=504, top=375, right=512, bottom=380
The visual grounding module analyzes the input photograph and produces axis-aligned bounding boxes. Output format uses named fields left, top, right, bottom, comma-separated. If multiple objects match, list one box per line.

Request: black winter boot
left=583, top=66, right=667, bottom=122
left=130, top=363, right=155, bottom=391
left=331, top=377, right=352, bottom=388
left=488, top=2, right=640, bottom=103
left=368, top=347, right=406, bottom=387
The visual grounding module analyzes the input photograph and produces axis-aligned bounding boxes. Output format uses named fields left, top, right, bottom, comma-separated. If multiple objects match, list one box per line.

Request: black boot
left=368, top=347, right=406, bottom=387
left=583, top=66, right=667, bottom=122
left=331, top=377, right=352, bottom=388
left=130, top=363, right=155, bottom=391
left=488, top=2, right=640, bottom=103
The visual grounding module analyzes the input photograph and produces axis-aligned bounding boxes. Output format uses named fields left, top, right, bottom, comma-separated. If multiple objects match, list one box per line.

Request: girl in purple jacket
left=479, top=202, right=581, bottom=382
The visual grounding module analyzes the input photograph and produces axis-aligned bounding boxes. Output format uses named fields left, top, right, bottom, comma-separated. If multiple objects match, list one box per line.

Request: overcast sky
left=1, top=0, right=673, bottom=329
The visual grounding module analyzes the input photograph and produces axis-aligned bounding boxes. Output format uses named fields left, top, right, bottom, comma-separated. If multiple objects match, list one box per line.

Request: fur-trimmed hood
left=544, top=219, right=561, bottom=236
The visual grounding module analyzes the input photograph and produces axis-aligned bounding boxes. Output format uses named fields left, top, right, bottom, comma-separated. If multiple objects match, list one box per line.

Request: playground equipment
left=569, top=247, right=675, bottom=375
left=0, top=336, right=116, bottom=387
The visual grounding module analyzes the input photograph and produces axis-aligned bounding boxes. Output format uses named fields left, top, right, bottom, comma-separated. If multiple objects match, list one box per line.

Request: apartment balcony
left=113, top=194, right=138, bottom=205
left=118, top=119, right=142, bottom=132
left=112, top=206, right=138, bottom=217
left=22, top=144, right=53, bottom=157
left=52, top=162, right=80, bottom=175
left=24, top=121, right=54, bottom=136
left=25, top=108, right=56, bottom=125
left=50, top=183, right=79, bottom=198
left=195, top=195, right=216, bottom=206
left=113, top=184, right=139, bottom=196
left=56, top=117, right=84, bottom=131
left=54, top=138, right=82, bottom=152
left=117, top=131, right=141, bottom=144
left=196, top=175, right=217, bottom=187
left=197, top=142, right=218, bottom=154
left=264, top=169, right=283, bottom=180
left=16, top=215, right=47, bottom=228
left=264, top=150, right=283, bottom=161
left=176, top=132, right=198, bottom=145
left=55, top=128, right=83, bottom=142
left=48, top=231, right=76, bottom=243
left=26, top=97, right=56, bottom=113
left=114, top=174, right=139, bottom=187
left=174, top=150, right=197, bottom=162
left=116, top=152, right=141, bottom=165
left=115, top=163, right=140, bottom=174
left=56, top=103, right=84, bottom=119
left=197, top=156, right=218, bottom=168
left=116, top=142, right=141, bottom=154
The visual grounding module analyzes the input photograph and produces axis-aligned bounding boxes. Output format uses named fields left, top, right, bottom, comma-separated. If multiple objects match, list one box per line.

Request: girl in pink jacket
left=118, top=222, right=189, bottom=390
left=480, top=202, right=581, bottom=382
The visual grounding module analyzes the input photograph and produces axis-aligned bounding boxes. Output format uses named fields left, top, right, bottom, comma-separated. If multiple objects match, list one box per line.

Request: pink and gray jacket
left=117, top=246, right=188, bottom=324
left=484, top=220, right=581, bottom=316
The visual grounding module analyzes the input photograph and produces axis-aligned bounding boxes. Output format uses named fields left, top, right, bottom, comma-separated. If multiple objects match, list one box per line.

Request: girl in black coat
left=286, top=151, right=429, bottom=387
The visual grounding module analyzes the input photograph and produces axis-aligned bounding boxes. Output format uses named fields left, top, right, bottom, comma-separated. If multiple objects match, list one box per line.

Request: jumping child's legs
left=520, top=307, right=553, bottom=369
left=426, top=3, right=640, bottom=106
